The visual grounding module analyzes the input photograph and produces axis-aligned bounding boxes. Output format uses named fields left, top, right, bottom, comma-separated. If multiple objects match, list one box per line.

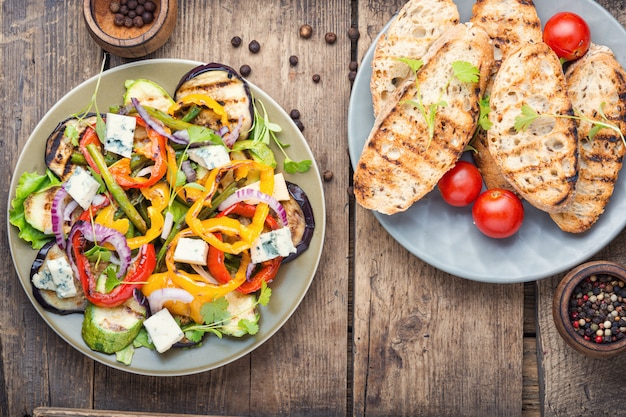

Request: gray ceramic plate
left=8, top=59, right=326, bottom=376
left=348, top=0, right=626, bottom=283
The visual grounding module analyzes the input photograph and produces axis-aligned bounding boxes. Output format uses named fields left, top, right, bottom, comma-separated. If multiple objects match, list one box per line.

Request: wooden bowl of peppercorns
left=553, top=261, right=626, bottom=359
left=83, top=0, right=177, bottom=58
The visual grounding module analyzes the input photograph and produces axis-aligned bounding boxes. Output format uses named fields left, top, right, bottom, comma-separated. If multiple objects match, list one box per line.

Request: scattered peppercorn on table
left=3, top=1, right=626, bottom=416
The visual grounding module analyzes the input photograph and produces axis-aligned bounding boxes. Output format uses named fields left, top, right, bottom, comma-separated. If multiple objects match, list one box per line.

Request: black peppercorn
left=128, top=10, right=136, bottom=18
left=133, top=16, right=144, bottom=28
left=349, top=61, right=358, bottom=71
left=142, top=11, right=154, bottom=24
left=120, top=5, right=129, bottom=14
left=231, top=36, right=242, bottom=48
left=348, top=26, right=360, bottom=40
left=289, top=55, right=299, bottom=66
left=135, top=5, right=145, bottom=15
left=294, top=119, right=305, bottom=131
left=325, top=32, right=337, bottom=44
left=110, top=2, right=121, bottom=13
left=240, top=65, right=252, bottom=77
left=124, top=16, right=133, bottom=28
left=128, top=0, right=138, bottom=9
left=312, top=74, right=321, bottom=83
left=323, top=170, right=334, bottom=182
left=114, top=13, right=125, bottom=26
left=299, top=24, right=313, bottom=39
left=289, top=109, right=301, bottom=119
left=144, top=1, right=156, bottom=12
left=248, top=40, right=261, bottom=53
left=348, top=71, right=357, bottom=82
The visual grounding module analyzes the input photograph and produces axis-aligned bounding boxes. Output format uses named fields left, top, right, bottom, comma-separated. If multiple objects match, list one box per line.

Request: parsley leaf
left=452, top=61, right=480, bottom=83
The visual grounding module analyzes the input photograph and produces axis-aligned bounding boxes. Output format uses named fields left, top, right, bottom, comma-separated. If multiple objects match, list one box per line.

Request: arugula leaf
left=231, top=139, right=277, bottom=168
left=251, top=98, right=311, bottom=173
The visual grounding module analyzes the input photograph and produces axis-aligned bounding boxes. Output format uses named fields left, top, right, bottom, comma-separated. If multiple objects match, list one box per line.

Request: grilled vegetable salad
left=10, top=63, right=316, bottom=365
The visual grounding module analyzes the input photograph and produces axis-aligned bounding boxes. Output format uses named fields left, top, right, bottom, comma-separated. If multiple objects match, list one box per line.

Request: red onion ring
left=217, top=188, right=288, bottom=227
left=51, top=187, right=70, bottom=249
left=131, top=97, right=189, bottom=145
left=66, top=220, right=132, bottom=279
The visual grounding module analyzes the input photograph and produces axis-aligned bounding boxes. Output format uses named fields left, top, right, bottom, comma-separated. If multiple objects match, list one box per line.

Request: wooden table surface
left=2, top=0, right=626, bottom=416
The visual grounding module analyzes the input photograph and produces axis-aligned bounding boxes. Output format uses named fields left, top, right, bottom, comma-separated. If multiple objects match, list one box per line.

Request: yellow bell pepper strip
left=187, top=251, right=251, bottom=324
left=168, top=93, right=230, bottom=129
left=126, top=182, right=168, bottom=250
left=86, top=143, right=147, bottom=235
left=95, top=205, right=130, bottom=236
left=184, top=160, right=275, bottom=255
left=165, top=229, right=250, bottom=316
left=108, top=117, right=168, bottom=189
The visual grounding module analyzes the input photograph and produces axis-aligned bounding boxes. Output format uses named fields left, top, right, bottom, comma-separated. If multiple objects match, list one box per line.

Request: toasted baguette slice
left=469, top=0, right=543, bottom=191
left=469, top=0, right=542, bottom=67
left=370, top=0, right=459, bottom=117
left=354, top=23, right=494, bottom=215
left=487, top=42, right=578, bottom=213
left=550, top=44, right=626, bottom=233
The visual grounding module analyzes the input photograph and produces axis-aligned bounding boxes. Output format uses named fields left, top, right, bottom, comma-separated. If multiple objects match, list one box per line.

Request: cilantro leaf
left=396, top=57, right=424, bottom=73
left=478, top=95, right=492, bottom=131
left=200, top=297, right=231, bottom=325
left=238, top=318, right=259, bottom=335
left=514, top=104, right=540, bottom=132
left=452, top=61, right=479, bottom=83
left=257, top=281, right=272, bottom=306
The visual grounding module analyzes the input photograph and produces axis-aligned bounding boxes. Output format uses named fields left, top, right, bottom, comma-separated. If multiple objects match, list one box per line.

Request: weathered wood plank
left=0, top=1, right=100, bottom=415
left=353, top=1, right=524, bottom=415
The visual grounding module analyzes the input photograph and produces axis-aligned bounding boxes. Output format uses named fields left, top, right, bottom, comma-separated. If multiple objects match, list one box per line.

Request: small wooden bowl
left=552, top=261, right=626, bottom=359
left=83, top=0, right=178, bottom=58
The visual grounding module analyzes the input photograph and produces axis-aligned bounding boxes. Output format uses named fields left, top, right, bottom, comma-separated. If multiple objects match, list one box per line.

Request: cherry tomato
left=472, top=189, right=524, bottom=239
left=437, top=161, right=483, bottom=207
left=543, top=12, right=591, bottom=62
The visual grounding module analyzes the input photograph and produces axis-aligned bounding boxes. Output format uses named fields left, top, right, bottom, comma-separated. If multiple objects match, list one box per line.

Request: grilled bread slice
left=469, top=0, right=543, bottom=192
left=488, top=42, right=578, bottom=213
left=354, top=23, right=494, bottom=215
left=550, top=44, right=626, bottom=233
left=370, top=0, right=459, bottom=117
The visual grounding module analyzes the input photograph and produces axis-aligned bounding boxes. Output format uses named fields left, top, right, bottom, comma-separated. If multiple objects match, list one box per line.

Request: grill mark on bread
left=487, top=41, right=578, bottom=213
left=355, top=23, right=494, bottom=214
left=550, top=44, right=626, bottom=232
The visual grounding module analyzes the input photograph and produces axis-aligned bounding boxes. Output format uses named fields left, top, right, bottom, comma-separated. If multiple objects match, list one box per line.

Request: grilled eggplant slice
left=30, top=241, right=87, bottom=314
left=282, top=182, right=315, bottom=263
left=174, top=63, right=253, bottom=139
left=45, top=115, right=98, bottom=181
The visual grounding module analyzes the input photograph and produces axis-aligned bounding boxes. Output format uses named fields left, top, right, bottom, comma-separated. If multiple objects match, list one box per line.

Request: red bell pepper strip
left=79, top=126, right=102, bottom=175
left=71, top=229, right=156, bottom=307
left=208, top=202, right=283, bottom=294
left=108, top=117, right=168, bottom=189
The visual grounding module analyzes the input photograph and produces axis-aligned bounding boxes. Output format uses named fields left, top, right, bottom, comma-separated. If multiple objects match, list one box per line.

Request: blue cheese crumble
left=187, top=145, right=230, bottom=170
left=104, top=113, right=136, bottom=159
left=64, top=166, right=100, bottom=210
left=251, top=227, right=297, bottom=264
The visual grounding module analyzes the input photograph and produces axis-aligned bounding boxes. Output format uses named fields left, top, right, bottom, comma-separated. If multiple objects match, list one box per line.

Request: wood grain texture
left=1, top=1, right=349, bottom=416
left=353, top=1, right=523, bottom=415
